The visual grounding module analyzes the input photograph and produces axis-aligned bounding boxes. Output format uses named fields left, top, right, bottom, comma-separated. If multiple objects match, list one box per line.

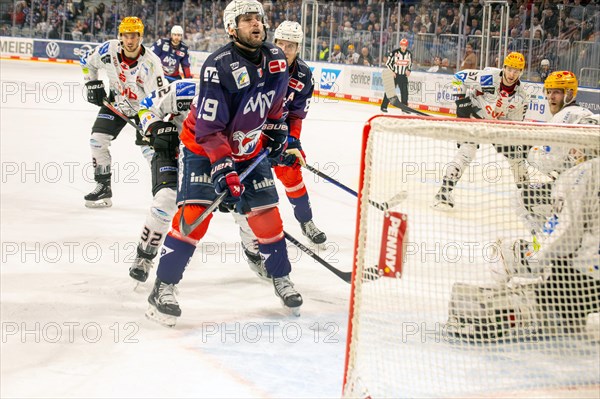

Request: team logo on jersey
left=232, top=67, right=250, bottom=89
left=270, top=48, right=280, bottom=55
left=269, top=60, right=287, bottom=74
left=98, top=42, right=110, bottom=56
left=203, top=66, right=220, bottom=83
left=480, top=74, right=494, bottom=86
left=231, top=128, right=262, bottom=156
left=289, top=78, right=305, bottom=92
left=162, top=43, right=169, bottom=51
left=45, top=41, right=60, bottom=58
left=243, top=90, right=275, bottom=118
left=320, top=68, right=341, bottom=91
left=257, top=68, right=263, bottom=78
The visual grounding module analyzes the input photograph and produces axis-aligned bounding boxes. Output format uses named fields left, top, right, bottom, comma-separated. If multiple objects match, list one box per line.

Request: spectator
left=329, top=44, right=345, bottom=63
left=460, top=42, right=477, bottom=70
left=441, top=58, right=454, bottom=74
left=357, top=46, right=374, bottom=67
left=318, top=40, right=329, bottom=61
left=345, top=44, right=360, bottom=65
left=534, top=59, right=553, bottom=83
left=427, top=56, right=442, bottom=73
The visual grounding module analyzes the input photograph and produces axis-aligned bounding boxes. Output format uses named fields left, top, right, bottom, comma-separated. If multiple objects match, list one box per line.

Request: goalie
left=448, top=154, right=599, bottom=342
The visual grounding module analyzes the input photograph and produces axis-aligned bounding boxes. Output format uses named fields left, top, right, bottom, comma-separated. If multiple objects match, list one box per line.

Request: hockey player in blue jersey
left=151, top=25, right=192, bottom=81
left=144, top=0, right=302, bottom=327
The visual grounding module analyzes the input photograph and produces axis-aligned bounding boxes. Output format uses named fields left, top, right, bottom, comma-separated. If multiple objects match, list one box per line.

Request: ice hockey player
left=128, top=79, right=197, bottom=283
left=433, top=52, right=530, bottom=210
left=233, top=20, right=327, bottom=280
left=151, top=25, right=192, bottom=81
left=81, top=16, right=166, bottom=208
left=145, top=0, right=302, bottom=327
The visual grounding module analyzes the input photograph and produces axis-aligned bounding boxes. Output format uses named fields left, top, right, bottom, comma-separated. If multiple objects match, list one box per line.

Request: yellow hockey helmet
left=503, top=52, right=525, bottom=70
left=544, top=70, right=578, bottom=99
left=119, top=17, right=144, bottom=36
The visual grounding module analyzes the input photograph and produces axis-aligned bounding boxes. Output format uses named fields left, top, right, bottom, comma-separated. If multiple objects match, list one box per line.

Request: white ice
left=0, top=59, right=383, bottom=398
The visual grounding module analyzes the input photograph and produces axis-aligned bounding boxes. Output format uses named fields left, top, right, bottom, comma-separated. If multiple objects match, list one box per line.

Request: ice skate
left=300, top=220, right=327, bottom=246
left=129, top=256, right=154, bottom=283
left=244, top=247, right=271, bottom=281
left=145, top=278, right=181, bottom=327
left=432, top=187, right=454, bottom=211
left=273, top=275, right=303, bottom=316
left=84, top=181, right=112, bottom=208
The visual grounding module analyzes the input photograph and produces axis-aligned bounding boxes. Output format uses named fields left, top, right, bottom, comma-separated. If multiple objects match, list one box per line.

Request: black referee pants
left=381, top=74, right=409, bottom=109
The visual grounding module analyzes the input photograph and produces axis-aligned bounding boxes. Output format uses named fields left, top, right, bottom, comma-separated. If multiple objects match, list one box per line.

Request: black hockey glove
left=455, top=96, right=476, bottom=118
left=262, top=120, right=288, bottom=160
left=85, top=80, right=106, bottom=106
left=211, top=156, right=244, bottom=205
left=147, top=121, right=179, bottom=157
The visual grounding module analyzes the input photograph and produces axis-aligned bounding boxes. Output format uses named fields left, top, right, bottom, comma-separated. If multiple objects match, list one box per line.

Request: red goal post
left=343, top=114, right=600, bottom=398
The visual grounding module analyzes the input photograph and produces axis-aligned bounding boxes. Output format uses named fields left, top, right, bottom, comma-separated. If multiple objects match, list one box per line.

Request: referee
left=381, top=38, right=412, bottom=111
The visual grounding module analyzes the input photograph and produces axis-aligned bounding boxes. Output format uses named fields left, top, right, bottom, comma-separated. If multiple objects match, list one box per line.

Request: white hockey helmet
left=274, top=21, right=303, bottom=45
left=171, top=25, right=184, bottom=35
left=223, top=0, right=265, bottom=33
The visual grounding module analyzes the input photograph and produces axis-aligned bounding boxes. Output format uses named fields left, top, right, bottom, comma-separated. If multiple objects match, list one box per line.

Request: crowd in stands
left=1, top=0, right=599, bottom=85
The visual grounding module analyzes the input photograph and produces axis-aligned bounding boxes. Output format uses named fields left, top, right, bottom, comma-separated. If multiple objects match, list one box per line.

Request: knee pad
left=90, top=132, right=113, bottom=175
left=273, top=165, right=306, bottom=198
left=170, top=203, right=212, bottom=243
left=151, top=152, right=178, bottom=196
left=247, top=206, right=284, bottom=244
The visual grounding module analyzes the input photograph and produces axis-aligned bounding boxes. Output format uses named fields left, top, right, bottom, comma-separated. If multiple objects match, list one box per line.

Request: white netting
left=343, top=115, right=600, bottom=398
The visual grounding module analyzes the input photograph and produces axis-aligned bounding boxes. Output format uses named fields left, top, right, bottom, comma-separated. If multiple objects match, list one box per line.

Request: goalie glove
left=262, top=120, right=288, bottom=160
left=85, top=80, right=106, bottom=106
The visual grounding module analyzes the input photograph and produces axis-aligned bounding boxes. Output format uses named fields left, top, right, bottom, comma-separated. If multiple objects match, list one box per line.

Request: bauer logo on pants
left=378, top=211, right=407, bottom=278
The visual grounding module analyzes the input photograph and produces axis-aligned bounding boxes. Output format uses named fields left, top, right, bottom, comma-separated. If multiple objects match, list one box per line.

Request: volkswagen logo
left=45, top=41, right=60, bottom=58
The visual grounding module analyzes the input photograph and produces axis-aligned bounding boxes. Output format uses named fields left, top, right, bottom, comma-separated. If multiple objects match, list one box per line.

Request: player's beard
left=236, top=27, right=264, bottom=50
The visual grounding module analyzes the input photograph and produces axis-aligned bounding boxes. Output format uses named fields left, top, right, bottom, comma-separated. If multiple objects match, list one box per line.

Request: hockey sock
left=288, top=193, right=313, bottom=223
left=259, top=239, right=291, bottom=278
left=156, top=234, right=196, bottom=285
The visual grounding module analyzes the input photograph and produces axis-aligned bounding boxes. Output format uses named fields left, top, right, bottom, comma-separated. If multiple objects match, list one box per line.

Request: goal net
left=343, top=115, right=600, bottom=398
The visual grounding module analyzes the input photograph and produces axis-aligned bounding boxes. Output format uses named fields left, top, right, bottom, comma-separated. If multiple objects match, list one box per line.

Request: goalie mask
left=223, top=0, right=267, bottom=45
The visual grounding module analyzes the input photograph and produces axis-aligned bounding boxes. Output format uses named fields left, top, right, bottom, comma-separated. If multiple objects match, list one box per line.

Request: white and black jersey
left=386, top=48, right=412, bottom=76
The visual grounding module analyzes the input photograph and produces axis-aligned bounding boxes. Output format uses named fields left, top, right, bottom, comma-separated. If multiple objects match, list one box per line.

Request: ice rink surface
left=0, top=59, right=383, bottom=398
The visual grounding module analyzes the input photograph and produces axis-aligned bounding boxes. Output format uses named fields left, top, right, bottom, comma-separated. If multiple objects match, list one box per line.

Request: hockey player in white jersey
left=128, top=79, right=197, bottom=282
left=433, top=52, right=530, bottom=210
left=81, top=16, right=166, bottom=208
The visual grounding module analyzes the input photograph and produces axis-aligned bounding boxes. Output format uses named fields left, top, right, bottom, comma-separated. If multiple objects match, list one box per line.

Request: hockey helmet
left=274, top=21, right=303, bottom=45
left=171, top=25, right=184, bottom=36
left=119, top=17, right=144, bottom=36
left=400, top=38, right=409, bottom=47
left=503, top=52, right=525, bottom=70
left=544, top=70, right=578, bottom=99
left=223, top=0, right=265, bottom=33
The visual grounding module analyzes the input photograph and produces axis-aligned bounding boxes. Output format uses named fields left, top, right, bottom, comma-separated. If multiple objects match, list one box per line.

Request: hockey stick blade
left=381, top=69, right=429, bottom=116
left=102, top=98, right=143, bottom=133
left=180, top=150, right=269, bottom=237
left=284, top=231, right=352, bottom=283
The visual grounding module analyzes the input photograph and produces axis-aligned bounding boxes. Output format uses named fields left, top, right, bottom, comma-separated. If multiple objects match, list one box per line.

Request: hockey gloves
left=147, top=121, right=179, bottom=157
left=85, top=80, right=106, bottom=106
left=211, top=157, right=244, bottom=204
left=279, top=138, right=306, bottom=167
left=455, top=96, right=477, bottom=118
left=262, top=120, right=288, bottom=160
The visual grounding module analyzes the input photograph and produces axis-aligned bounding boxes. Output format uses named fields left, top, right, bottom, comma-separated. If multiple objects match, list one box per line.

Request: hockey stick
left=381, top=68, right=429, bottom=116
left=303, top=163, right=407, bottom=211
left=284, top=231, right=352, bottom=283
left=102, top=98, right=142, bottom=133
left=180, top=150, right=269, bottom=237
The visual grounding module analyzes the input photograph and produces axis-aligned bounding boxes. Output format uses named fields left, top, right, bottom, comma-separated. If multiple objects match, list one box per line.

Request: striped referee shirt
left=386, top=48, right=412, bottom=75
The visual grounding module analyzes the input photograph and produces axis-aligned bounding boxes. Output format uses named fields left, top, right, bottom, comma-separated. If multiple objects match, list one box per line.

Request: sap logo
left=320, top=68, right=341, bottom=91
left=203, top=66, right=219, bottom=83
left=243, top=90, right=275, bottom=118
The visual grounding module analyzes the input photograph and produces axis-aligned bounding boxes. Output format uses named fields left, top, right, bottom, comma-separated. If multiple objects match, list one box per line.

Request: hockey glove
left=278, top=138, right=306, bottom=167
left=262, top=120, right=288, bottom=160
left=211, top=156, right=244, bottom=204
left=85, top=80, right=106, bottom=106
left=147, top=121, right=179, bottom=157
left=455, top=96, right=476, bottom=118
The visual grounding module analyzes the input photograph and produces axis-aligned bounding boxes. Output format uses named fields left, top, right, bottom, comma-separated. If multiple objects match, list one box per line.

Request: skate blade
left=281, top=302, right=301, bottom=317
left=85, top=198, right=113, bottom=208
left=145, top=304, right=177, bottom=327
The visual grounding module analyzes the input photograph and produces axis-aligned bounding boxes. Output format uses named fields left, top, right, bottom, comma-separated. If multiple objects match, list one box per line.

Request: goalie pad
left=446, top=282, right=542, bottom=343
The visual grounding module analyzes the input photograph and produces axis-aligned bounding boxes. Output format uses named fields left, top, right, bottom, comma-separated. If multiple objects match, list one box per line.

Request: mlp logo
left=231, top=127, right=262, bottom=156
left=320, top=68, right=341, bottom=91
